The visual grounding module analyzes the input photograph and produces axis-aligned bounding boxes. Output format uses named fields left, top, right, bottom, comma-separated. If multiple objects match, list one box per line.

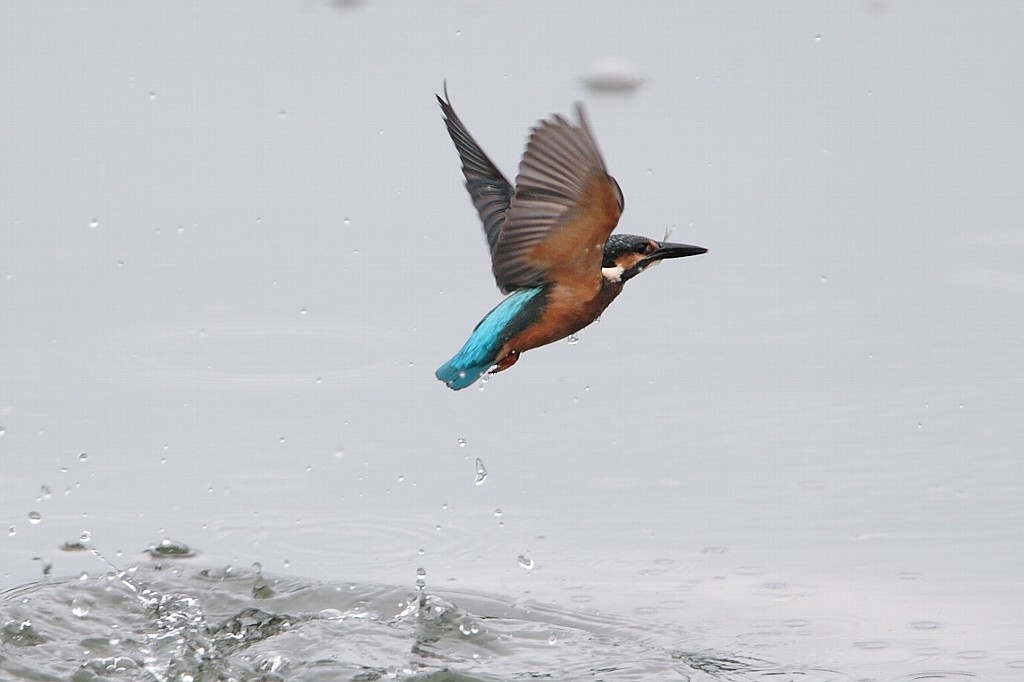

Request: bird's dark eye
left=635, top=243, right=649, bottom=254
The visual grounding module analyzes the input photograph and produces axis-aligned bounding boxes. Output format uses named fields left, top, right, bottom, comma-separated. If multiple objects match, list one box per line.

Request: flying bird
left=435, top=88, right=706, bottom=390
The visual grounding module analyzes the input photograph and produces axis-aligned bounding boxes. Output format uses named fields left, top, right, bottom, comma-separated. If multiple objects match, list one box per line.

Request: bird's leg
left=491, top=350, right=520, bottom=374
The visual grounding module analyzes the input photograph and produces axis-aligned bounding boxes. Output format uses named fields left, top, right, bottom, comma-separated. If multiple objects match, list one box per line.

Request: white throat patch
left=601, top=265, right=625, bottom=282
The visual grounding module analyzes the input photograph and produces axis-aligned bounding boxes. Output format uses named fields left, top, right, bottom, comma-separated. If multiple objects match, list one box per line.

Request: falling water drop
left=474, top=458, right=488, bottom=485
left=567, top=334, right=579, bottom=345
left=415, top=567, right=427, bottom=592
left=88, top=218, right=99, bottom=229
left=457, top=438, right=467, bottom=448
left=28, top=511, right=41, bottom=525
left=517, top=555, right=534, bottom=571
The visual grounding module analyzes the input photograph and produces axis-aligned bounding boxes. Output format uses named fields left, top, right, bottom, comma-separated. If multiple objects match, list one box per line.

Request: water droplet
left=145, top=538, right=196, bottom=558
left=278, top=110, right=287, bottom=119
left=517, top=555, right=534, bottom=570
left=39, top=485, right=51, bottom=500
left=334, top=448, right=345, bottom=459
left=916, top=423, right=923, bottom=430
left=548, top=634, right=557, bottom=645
left=494, top=508, right=502, bottom=517
left=415, top=567, right=427, bottom=591
left=7, top=526, right=15, bottom=536
left=457, top=438, right=467, bottom=448
left=474, top=458, right=488, bottom=485
left=79, top=530, right=92, bottom=543
left=78, top=452, right=88, bottom=463
left=279, top=436, right=286, bottom=443
left=819, top=275, right=827, bottom=283
left=417, top=548, right=425, bottom=555
left=71, top=595, right=91, bottom=617
left=299, top=307, right=307, bottom=316
left=343, top=217, right=350, bottom=226
left=28, top=511, right=41, bottom=525
left=814, top=34, right=822, bottom=43
left=567, top=334, right=579, bottom=345
left=0, top=425, right=5, bottom=436
left=148, top=91, right=157, bottom=101
left=88, top=218, right=99, bottom=229
left=459, top=622, right=473, bottom=635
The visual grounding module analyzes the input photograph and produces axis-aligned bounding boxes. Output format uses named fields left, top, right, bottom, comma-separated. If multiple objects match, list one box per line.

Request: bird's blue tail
left=435, top=356, right=495, bottom=390
left=436, top=287, right=544, bottom=391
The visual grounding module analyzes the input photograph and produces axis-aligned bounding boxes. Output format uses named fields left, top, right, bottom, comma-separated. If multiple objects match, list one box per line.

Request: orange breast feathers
left=501, top=281, right=623, bottom=357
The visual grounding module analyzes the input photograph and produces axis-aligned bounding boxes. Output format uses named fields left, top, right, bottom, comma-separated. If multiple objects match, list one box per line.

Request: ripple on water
left=129, top=323, right=398, bottom=390
left=0, top=566, right=862, bottom=682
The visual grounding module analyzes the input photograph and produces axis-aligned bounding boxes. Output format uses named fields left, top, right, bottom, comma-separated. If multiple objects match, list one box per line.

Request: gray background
left=2, top=1, right=1022, bottom=677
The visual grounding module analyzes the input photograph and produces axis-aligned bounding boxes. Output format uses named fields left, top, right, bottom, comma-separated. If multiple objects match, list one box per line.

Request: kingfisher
left=435, top=88, right=707, bottom=390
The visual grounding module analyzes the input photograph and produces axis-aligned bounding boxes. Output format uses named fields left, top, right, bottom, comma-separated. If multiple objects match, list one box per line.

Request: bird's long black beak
left=643, top=241, right=708, bottom=264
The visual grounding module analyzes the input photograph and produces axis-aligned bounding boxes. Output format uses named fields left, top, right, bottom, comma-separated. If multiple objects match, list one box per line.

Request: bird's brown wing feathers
left=491, top=105, right=624, bottom=294
left=437, top=87, right=512, bottom=259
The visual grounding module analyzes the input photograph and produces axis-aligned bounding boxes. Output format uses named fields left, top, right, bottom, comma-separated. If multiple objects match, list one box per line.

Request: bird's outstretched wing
left=437, top=87, right=512, bottom=259
left=491, top=105, right=624, bottom=293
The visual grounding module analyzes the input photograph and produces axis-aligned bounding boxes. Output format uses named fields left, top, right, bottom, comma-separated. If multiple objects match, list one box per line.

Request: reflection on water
left=0, top=563, right=850, bottom=681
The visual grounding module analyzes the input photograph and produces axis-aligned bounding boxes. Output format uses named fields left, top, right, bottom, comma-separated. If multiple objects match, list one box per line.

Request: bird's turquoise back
left=436, top=287, right=545, bottom=390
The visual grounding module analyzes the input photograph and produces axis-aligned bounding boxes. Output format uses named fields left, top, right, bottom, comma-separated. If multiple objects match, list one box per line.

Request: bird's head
left=601, top=233, right=707, bottom=284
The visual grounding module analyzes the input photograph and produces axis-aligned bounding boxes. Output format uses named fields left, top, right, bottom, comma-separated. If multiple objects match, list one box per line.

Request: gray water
left=2, top=2, right=1022, bottom=680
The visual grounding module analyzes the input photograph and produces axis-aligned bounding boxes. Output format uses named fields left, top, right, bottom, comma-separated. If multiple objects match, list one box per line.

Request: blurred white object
left=581, top=56, right=645, bottom=93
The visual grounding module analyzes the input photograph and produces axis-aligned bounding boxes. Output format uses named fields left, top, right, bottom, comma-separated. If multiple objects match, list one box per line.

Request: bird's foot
left=491, top=351, right=520, bottom=374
